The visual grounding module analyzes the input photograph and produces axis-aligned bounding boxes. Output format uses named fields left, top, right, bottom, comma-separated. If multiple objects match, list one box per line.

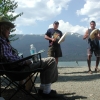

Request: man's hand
left=25, top=60, right=32, bottom=65
left=94, top=33, right=98, bottom=38
left=45, top=35, right=56, bottom=42
left=52, top=38, right=56, bottom=42
left=52, top=34, right=60, bottom=42
left=83, top=30, right=89, bottom=40
left=83, top=35, right=88, bottom=40
left=92, top=30, right=100, bottom=39
left=95, top=30, right=100, bottom=40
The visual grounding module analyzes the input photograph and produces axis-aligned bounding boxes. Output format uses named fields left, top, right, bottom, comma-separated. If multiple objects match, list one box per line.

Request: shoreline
left=58, top=61, right=97, bottom=68
left=58, top=66, right=96, bottom=68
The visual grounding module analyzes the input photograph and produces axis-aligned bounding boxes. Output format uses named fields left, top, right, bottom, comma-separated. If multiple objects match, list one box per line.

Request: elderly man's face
left=1, top=25, right=11, bottom=38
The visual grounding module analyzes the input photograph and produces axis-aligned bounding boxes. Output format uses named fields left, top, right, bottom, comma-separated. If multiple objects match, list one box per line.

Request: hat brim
left=0, top=22, right=15, bottom=28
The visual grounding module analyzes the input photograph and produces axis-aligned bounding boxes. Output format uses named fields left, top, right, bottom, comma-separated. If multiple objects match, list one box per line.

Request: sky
left=13, top=0, right=100, bottom=35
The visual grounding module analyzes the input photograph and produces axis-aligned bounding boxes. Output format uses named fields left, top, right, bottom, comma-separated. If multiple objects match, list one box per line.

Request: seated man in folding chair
left=0, top=16, right=58, bottom=98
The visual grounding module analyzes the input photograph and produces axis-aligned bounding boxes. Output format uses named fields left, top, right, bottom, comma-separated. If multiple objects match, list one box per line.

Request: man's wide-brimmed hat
left=0, top=16, right=15, bottom=28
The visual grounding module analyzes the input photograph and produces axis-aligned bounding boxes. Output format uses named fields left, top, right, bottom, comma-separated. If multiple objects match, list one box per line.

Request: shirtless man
left=83, top=21, right=100, bottom=74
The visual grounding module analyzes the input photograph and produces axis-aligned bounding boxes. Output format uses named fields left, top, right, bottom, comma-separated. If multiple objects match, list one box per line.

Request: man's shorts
left=87, top=49, right=100, bottom=57
left=48, top=45, right=62, bottom=57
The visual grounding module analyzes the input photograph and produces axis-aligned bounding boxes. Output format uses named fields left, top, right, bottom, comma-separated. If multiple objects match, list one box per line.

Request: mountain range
left=11, top=33, right=96, bottom=61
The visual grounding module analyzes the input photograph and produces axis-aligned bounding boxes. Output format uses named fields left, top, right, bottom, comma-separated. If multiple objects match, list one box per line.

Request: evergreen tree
left=0, top=0, right=23, bottom=41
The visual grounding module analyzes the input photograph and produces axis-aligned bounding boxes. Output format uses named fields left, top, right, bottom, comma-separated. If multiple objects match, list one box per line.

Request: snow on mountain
left=66, top=32, right=82, bottom=37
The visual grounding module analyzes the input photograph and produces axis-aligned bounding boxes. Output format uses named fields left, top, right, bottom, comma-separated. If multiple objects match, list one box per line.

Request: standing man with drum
left=83, top=21, right=100, bottom=74
left=45, top=21, right=63, bottom=64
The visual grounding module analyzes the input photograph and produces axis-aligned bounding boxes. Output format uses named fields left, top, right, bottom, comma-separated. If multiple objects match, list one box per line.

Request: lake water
left=58, top=61, right=98, bottom=67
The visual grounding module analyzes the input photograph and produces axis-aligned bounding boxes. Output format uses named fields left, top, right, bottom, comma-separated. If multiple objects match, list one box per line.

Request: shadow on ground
left=1, top=88, right=87, bottom=100
left=57, top=72, right=100, bottom=82
left=61, top=71, right=88, bottom=74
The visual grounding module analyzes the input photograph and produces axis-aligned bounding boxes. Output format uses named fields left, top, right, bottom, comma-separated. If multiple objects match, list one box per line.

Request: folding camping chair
left=0, top=50, right=44, bottom=100
left=0, top=51, right=23, bottom=90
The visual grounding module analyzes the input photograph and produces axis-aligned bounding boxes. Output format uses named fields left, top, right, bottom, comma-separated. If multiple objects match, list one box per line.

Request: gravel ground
left=1, top=67, right=100, bottom=100
left=52, top=67, right=100, bottom=100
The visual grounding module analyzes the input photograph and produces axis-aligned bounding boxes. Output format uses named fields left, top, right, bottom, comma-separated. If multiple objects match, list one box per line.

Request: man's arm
left=1, top=44, right=31, bottom=65
left=1, top=44, right=20, bottom=62
left=83, top=30, right=89, bottom=40
left=45, top=35, right=56, bottom=42
left=97, top=30, right=100, bottom=40
left=45, top=35, right=52, bottom=41
left=45, top=29, right=56, bottom=42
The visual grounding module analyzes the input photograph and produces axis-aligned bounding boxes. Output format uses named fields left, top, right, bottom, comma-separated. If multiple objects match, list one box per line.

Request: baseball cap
left=53, top=21, right=59, bottom=24
left=0, top=16, right=15, bottom=28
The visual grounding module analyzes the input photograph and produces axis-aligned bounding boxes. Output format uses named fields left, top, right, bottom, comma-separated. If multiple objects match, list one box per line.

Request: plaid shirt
left=0, top=37, right=20, bottom=62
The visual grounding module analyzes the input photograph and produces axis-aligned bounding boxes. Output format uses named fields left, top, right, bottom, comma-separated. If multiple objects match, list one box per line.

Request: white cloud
left=15, top=0, right=71, bottom=26
left=49, top=20, right=87, bottom=35
left=81, top=18, right=88, bottom=22
left=76, top=0, right=100, bottom=27
left=11, top=29, right=24, bottom=34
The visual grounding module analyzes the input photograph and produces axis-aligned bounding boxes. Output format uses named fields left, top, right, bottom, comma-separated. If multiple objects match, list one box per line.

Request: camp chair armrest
left=0, top=55, right=32, bottom=65
left=0, top=51, right=44, bottom=65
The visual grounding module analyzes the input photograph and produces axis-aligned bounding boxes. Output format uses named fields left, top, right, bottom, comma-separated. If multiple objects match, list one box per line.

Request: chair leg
left=1, top=76, right=21, bottom=100
left=0, top=75, right=1, bottom=97
left=8, top=88, right=20, bottom=100
left=7, top=75, right=39, bottom=100
left=2, top=73, right=40, bottom=100
left=4, top=79, right=27, bottom=100
left=11, top=81, right=39, bottom=100
left=1, top=82, right=12, bottom=93
left=31, top=72, right=38, bottom=93
left=1, top=76, right=14, bottom=89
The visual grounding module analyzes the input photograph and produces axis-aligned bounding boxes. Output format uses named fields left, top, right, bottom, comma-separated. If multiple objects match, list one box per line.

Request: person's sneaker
left=42, top=90, right=60, bottom=98
left=88, top=70, right=93, bottom=74
left=38, top=89, right=43, bottom=96
left=95, top=68, right=100, bottom=73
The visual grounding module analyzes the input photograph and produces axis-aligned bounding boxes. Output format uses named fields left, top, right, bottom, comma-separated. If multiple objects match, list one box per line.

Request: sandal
left=95, top=68, right=100, bottom=73
left=88, top=70, right=93, bottom=74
